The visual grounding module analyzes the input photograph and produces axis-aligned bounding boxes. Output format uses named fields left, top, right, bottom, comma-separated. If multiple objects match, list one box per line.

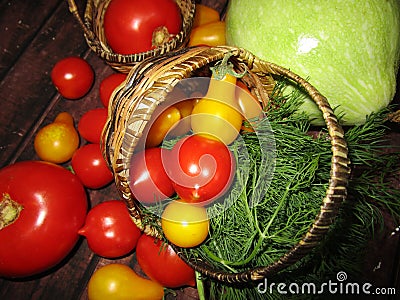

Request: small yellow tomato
left=188, top=21, right=226, bottom=47
left=193, top=4, right=220, bottom=28
left=87, top=264, right=164, bottom=300
left=34, top=112, right=79, bottom=164
left=168, top=99, right=195, bottom=137
left=161, top=200, right=209, bottom=248
left=145, top=106, right=181, bottom=148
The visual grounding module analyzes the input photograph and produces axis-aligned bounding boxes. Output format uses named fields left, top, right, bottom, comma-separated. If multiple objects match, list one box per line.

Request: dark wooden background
left=0, top=0, right=399, bottom=299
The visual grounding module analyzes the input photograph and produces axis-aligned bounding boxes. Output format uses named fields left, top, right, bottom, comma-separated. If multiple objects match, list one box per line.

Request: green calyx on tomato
left=0, top=193, right=23, bottom=230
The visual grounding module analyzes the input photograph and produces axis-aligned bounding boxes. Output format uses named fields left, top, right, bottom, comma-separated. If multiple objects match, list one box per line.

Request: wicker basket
left=101, top=45, right=351, bottom=283
left=66, top=0, right=196, bottom=73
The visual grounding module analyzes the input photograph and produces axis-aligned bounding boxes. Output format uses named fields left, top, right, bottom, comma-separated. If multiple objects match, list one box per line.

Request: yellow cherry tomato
left=161, top=200, right=209, bottom=248
left=145, top=106, right=181, bottom=148
left=34, top=112, right=79, bottom=164
left=188, top=21, right=226, bottom=47
left=168, top=99, right=195, bottom=137
left=193, top=4, right=220, bottom=28
left=87, top=264, right=164, bottom=300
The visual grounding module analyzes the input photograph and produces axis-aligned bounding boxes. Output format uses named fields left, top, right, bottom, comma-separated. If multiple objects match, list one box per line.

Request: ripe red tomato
left=0, top=161, right=87, bottom=278
left=71, top=143, right=114, bottom=189
left=165, top=134, right=235, bottom=204
left=136, top=234, right=195, bottom=288
left=99, top=73, right=127, bottom=108
left=103, top=0, right=182, bottom=54
left=78, top=108, right=108, bottom=144
left=51, top=56, right=94, bottom=100
left=79, top=200, right=141, bottom=258
left=129, top=147, right=174, bottom=204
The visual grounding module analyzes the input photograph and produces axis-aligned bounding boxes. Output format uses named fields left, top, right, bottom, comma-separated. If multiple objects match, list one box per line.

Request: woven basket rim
left=101, top=45, right=352, bottom=283
left=67, top=0, right=196, bottom=72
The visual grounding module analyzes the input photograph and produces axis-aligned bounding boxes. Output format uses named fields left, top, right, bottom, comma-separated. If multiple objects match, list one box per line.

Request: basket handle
left=66, top=0, right=96, bottom=41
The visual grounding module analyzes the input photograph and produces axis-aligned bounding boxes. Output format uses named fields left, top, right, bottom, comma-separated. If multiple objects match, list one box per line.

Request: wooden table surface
left=0, top=1, right=399, bottom=299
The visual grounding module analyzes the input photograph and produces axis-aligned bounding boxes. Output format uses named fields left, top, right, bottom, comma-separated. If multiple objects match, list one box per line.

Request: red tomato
left=78, top=108, right=109, bottom=144
left=99, top=73, right=127, bottom=108
left=71, top=143, right=114, bottom=189
left=0, top=161, right=87, bottom=278
left=136, top=234, right=195, bottom=288
left=129, top=147, right=174, bottom=204
left=165, top=134, right=235, bottom=204
left=103, top=0, right=182, bottom=54
left=51, top=56, right=94, bottom=100
left=79, top=200, right=141, bottom=258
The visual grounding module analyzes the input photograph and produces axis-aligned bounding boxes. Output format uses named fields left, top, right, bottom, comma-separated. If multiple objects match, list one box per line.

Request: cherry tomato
left=136, top=234, right=195, bottom=288
left=99, top=73, right=127, bottom=108
left=51, top=56, right=94, bottom=99
left=104, top=0, right=182, bottom=54
left=192, top=4, right=220, bottom=28
left=165, top=134, right=235, bottom=204
left=145, top=106, right=181, bottom=148
left=168, top=99, right=195, bottom=137
left=161, top=200, right=209, bottom=248
left=129, top=147, right=174, bottom=204
left=78, top=108, right=108, bottom=144
left=79, top=200, right=141, bottom=258
left=0, top=161, right=87, bottom=278
left=188, top=21, right=226, bottom=47
left=34, top=112, right=80, bottom=164
left=87, top=264, right=164, bottom=300
left=71, top=143, right=114, bottom=189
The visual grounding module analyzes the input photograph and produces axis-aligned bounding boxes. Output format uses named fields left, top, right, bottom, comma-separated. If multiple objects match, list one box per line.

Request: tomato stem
left=152, top=26, right=171, bottom=47
left=210, top=52, right=246, bottom=81
left=0, top=193, right=23, bottom=230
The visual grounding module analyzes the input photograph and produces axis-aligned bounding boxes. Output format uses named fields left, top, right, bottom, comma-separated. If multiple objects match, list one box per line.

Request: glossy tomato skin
left=129, top=147, right=175, bottom=204
left=103, top=0, right=182, bottom=54
left=0, top=161, right=87, bottom=278
left=79, top=200, right=141, bottom=258
left=136, top=234, right=195, bottom=288
left=87, top=264, right=164, bottom=300
left=99, top=73, right=127, bottom=108
left=165, top=135, right=236, bottom=204
left=78, top=108, right=108, bottom=144
left=51, top=56, right=94, bottom=99
left=71, top=143, right=114, bottom=189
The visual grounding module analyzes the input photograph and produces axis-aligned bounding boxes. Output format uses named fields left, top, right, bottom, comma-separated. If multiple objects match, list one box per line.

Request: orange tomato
left=145, top=106, right=181, bottom=148
left=34, top=112, right=79, bottom=164
left=193, top=4, right=220, bottom=28
left=188, top=21, right=226, bottom=47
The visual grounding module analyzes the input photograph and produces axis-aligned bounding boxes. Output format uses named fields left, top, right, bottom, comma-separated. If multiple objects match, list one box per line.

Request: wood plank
left=0, top=0, right=90, bottom=167
left=0, top=0, right=64, bottom=79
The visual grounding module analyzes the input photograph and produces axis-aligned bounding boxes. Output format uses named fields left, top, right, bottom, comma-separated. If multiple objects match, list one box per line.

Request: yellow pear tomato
left=87, top=264, right=164, bottom=300
left=34, top=112, right=79, bottom=164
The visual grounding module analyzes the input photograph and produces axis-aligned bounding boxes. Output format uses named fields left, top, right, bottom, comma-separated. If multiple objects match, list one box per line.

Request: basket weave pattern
left=67, top=0, right=196, bottom=73
left=101, top=46, right=351, bottom=283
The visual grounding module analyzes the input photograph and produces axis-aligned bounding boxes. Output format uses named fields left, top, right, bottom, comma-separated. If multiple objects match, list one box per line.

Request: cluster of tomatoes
left=0, top=2, right=242, bottom=300
left=129, top=59, right=264, bottom=252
